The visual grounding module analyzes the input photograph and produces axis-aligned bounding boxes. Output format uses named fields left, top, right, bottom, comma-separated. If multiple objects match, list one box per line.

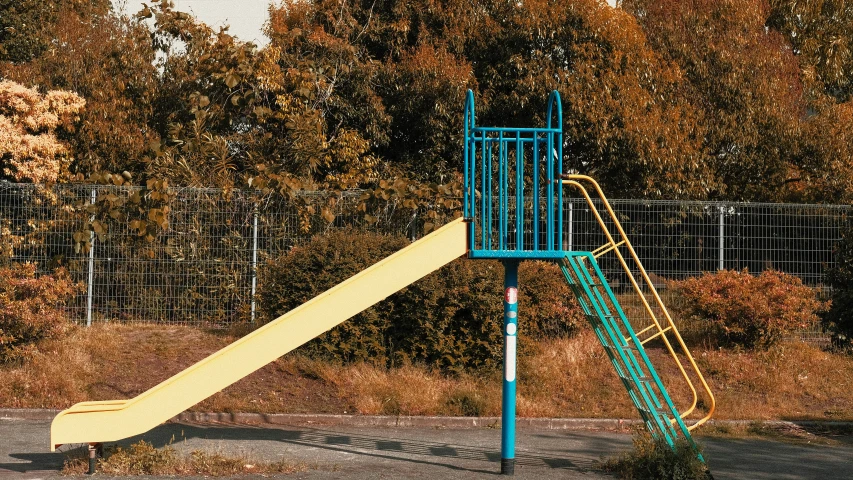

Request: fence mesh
left=1, top=182, right=848, bottom=343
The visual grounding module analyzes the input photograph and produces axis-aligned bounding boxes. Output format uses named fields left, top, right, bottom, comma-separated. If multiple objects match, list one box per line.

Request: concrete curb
left=0, top=408, right=60, bottom=420
left=173, top=412, right=640, bottom=431
left=3, top=408, right=851, bottom=432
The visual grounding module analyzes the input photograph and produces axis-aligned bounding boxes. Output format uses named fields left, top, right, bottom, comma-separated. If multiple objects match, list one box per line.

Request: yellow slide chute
left=51, top=218, right=468, bottom=450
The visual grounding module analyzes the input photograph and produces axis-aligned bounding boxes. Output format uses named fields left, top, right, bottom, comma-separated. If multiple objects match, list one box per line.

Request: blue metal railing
left=463, top=90, right=564, bottom=259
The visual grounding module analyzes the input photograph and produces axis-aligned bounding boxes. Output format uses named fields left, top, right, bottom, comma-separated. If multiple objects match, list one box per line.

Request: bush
left=389, top=259, right=584, bottom=372
left=0, top=263, right=78, bottom=363
left=259, top=229, right=408, bottom=364
left=259, top=231, right=585, bottom=372
left=825, top=225, right=853, bottom=352
left=602, top=432, right=709, bottom=480
left=667, top=269, right=828, bottom=349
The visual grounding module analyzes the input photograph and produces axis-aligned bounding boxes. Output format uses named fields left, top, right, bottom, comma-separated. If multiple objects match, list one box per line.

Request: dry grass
left=303, top=358, right=502, bottom=416
left=0, top=323, right=346, bottom=413
left=2, top=323, right=852, bottom=423
left=61, top=440, right=307, bottom=476
left=695, top=343, right=853, bottom=420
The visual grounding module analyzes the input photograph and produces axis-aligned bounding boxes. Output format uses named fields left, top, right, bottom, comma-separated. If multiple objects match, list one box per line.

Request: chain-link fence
left=1, top=182, right=849, bottom=342
left=0, top=182, right=421, bottom=327
left=563, top=198, right=849, bottom=345
left=566, top=198, right=847, bottom=286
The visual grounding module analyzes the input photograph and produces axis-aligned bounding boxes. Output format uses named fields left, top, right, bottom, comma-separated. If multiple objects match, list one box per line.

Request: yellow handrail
left=562, top=174, right=715, bottom=430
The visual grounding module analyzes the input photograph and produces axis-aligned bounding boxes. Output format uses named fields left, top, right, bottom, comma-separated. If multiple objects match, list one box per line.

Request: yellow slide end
left=51, top=218, right=469, bottom=450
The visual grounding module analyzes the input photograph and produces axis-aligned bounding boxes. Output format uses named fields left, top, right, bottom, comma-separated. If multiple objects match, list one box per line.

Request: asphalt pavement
left=1, top=412, right=852, bottom=479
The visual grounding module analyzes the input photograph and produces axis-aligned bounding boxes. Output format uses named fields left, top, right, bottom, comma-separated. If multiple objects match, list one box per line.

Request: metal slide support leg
left=87, top=443, right=101, bottom=475
left=501, top=260, right=519, bottom=475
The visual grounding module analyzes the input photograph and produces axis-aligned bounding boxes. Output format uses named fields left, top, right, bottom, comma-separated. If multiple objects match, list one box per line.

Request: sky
left=113, top=0, right=620, bottom=47
left=113, top=0, right=273, bottom=46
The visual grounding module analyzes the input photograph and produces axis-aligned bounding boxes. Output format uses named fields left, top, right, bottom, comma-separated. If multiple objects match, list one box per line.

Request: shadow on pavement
left=0, top=451, right=68, bottom=474
left=1, top=421, right=622, bottom=476
left=67, top=422, right=610, bottom=476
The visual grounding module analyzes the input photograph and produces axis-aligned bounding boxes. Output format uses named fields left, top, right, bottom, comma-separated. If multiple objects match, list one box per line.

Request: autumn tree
left=467, top=0, right=709, bottom=198
left=766, top=0, right=853, bottom=202
left=0, top=0, right=110, bottom=63
left=138, top=1, right=268, bottom=188
left=263, top=0, right=391, bottom=185
left=0, top=80, right=84, bottom=183
left=622, top=0, right=806, bottom=201
left=1, top=3, right=159, bottom=176
left=6, top=0, right=851, bottom=206
left=768, top=0, right=853, bottom=103
left=793, top=98, right=853, bottom=203
left=264, top=0, right=712, bottom=198
left=378, top=45, right=474, bottom=182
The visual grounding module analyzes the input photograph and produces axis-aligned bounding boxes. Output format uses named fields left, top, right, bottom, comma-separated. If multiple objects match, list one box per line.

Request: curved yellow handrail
left=562, top=174, right=715, bottom=430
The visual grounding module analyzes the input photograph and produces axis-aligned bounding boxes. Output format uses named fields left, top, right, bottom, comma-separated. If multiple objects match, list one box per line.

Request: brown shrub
left=62, top=440, right=306, bottom=476
left=0, top=263, right=78, bottom=363
left=667, top=269, right=829, bottom=349
left=259, top=230, right=585, bottom=372
left=258, top=229, right=408, bottom=365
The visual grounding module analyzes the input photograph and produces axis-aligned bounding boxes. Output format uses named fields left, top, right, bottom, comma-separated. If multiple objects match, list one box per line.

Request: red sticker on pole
left=505, top=287, right=518, bottom=305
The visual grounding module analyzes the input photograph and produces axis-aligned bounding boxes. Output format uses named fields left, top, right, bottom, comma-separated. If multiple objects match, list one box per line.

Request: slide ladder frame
left=462, top=90, right=714, bottom=468
left=561, top=175, right=716, bottom=437
left=561, top=252, right=699, bottom=455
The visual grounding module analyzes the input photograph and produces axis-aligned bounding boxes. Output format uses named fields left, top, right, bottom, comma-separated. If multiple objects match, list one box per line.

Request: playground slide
left=51, top=218, right=469, bottom=450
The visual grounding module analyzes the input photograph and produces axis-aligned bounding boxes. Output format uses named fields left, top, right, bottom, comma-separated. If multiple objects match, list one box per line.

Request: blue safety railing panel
left=463, top=90, right=563, bottom=259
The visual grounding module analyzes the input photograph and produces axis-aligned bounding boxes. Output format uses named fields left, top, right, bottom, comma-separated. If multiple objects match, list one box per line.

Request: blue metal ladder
left=560, top=252, right=701, bottom=456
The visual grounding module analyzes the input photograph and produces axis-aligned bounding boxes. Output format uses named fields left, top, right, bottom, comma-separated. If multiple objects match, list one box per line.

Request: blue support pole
left=501, top=260, right=519, bottom=475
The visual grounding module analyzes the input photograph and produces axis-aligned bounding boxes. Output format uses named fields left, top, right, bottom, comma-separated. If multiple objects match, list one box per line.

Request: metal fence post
left=250, top=209, right=259, bottom=324
left=718, top=204, right=725, bottom=271
left=567, top=201, right=573, bottom=251
left=86, top=187, right=96, bottom=327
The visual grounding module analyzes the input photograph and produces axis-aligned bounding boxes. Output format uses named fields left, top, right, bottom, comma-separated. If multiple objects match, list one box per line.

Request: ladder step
left=618, top=372, right=652, bottom=383
left=639, top=406, right=672, bottom=424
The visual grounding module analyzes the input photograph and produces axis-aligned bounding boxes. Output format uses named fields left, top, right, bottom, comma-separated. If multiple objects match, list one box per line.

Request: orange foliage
left=668, top=269, right=829, bottom=349
left=0, top=79, right=84, bottom=183
left=0, top=263, right=78, bottom=363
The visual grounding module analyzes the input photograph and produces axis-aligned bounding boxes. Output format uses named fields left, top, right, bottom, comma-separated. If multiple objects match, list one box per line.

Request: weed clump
left=668, top=269, right=828, bottom=349
left=61, top=440, right=306, bottom=476
left=98, top=440, right=177, bottom=475
left=0, top=263, right=78, bottom=364
left=602, top=432, right=710, bottom=480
